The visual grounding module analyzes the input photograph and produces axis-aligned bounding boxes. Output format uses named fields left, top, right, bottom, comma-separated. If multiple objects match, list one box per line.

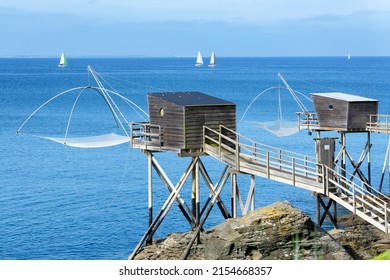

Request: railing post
left=385, top=202, right=388, bottom=233
left=278, top=149, right=282, bottom=170
left=130, top=122, right=133, bottom=147
left=218, top=131, right=221, bottom=160
left=353, top=182, right=356, bottom=214
left=292, top=158, right=295, bottom=185
left=235, top=135, right=240, bottom=171
left=203, top=126, right=205, bottom=149
left=323, top=166, right=327, bottom=195
left=304, top=156, right=307, bottom=177
left=266, top=151, right=270, bottom=179
left=367, top=114, right=371, bottom=130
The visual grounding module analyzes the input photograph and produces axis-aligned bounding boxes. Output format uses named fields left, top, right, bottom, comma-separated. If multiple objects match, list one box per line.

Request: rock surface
left=133, top=201, right=353, bottom=260
left=329, top=214, right=390, bottom=259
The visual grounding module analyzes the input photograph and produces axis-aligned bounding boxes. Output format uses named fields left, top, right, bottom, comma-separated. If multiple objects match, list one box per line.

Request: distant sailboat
left=347, top=53, right=351, bottom=60
left=58, top=52, right=68, bottom=67
left=208, top=51, right=216, bottom=68
left=195, top=51, right=203, bottom=67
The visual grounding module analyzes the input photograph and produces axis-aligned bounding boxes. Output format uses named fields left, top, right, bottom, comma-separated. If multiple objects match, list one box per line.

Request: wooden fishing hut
left=299, top=92, right=379, bottom=228
left=312, top=92, right=378, bottom=131
left=132, top=91, right=236, bottom=156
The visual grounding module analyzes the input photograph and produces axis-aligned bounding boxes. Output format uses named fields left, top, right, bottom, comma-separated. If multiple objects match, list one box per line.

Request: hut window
left=328, top=104, right=334, bottom=110
left=159, top=108, right=165, bottom=116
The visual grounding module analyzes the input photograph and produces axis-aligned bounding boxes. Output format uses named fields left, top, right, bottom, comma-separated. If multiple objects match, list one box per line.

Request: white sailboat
left=195, top=51, right=203, bottom=67
left=347, top=53, right=351, bottom=60
left=208, top=51, right=216, bottom=68
left=58, top=52, right=68, bottom=67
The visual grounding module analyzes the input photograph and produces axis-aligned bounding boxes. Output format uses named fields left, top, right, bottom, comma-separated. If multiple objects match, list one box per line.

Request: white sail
left=58, top=52, right=68, bottom=67
left=195, top=51, right=203, bottom=67
left=208, top=51, right=216, bottom=67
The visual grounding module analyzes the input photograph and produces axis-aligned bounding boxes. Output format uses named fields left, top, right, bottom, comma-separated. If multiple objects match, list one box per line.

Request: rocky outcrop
left=329, top=214, right=390, bottom=259
left=133, top=201, right=352, bottom=260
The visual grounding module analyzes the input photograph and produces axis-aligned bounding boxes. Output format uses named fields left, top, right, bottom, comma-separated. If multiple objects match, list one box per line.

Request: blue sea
left=1, top=57, right=390, bottom=260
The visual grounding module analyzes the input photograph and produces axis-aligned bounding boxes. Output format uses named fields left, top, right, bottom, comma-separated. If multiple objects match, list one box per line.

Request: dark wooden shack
left=148, top=91, right=236, bottom=155
left=312, top=92, right=378, bottom=131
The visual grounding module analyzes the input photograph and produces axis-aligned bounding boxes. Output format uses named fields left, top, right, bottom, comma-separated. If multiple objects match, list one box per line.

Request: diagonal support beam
left=317, top=195, right=338, bottom=229
left=181, top=169, right=231, bottom=260
left=349, top=142, right=371, bottom=181
left=129, top=157, right=199, bottom=259
left=344, top=149, right=371, bottom=192
left=198, top=160, right=231, bottom=219
left=152, top=157, right=194, bottom=224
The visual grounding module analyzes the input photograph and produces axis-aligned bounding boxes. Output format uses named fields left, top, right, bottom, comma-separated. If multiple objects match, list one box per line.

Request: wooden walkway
left=203, top=125, right=390, bottom=233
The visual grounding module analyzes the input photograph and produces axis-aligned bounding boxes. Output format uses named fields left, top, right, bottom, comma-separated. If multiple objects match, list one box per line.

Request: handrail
left=204, top=125, right=320, bottom=183
left=324, top=165, right=389, bottom=231
left=220, top=125, right=317, bottom=160
left=367, top=114, right=390, bottom=134
left=296, top=111, right=319, bottom=131
left=130, top=122, right=163, bottom=148
left=332, top=164, right=389, bottom=205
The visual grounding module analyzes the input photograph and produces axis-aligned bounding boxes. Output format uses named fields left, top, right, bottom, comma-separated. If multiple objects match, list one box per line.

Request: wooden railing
left=296, top=111, right=319, bottom=131
left=204, top=125, right=322, bottom=191
left=367, top=114, right=390, bottom=134
left=324, top=165, right=389, bottom=232
left=130, top=122, right=164, bottom=150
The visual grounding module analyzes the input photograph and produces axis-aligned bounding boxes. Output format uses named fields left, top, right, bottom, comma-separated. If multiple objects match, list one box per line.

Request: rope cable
left=88, top=66, right=126, bottom=133
left=94, top=71, right=132, bottom=131
left=241, top=86, right=281, bottom=121
left=17, top=86, right=91, bottom=134
left=64, top=88, right=86, bottom=144
left=98, top=72, right=172, bottom=92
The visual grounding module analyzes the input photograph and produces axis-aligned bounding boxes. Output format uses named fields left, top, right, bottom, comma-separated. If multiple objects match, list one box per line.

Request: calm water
left=1, top=57, right=390, bottom=259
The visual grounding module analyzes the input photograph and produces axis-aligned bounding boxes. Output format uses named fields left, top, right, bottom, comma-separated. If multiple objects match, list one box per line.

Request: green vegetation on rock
left=372, top=249, right=390, bottom=260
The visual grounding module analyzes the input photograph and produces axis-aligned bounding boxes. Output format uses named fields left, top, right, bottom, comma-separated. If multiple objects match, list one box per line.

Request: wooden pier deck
left=203, top=125, right=390, bottom=233
left=298, top=113, right=390, bottom=134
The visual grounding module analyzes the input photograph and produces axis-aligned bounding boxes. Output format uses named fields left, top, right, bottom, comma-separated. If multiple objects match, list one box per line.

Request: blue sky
left=1, top=0, right=390, bottom=56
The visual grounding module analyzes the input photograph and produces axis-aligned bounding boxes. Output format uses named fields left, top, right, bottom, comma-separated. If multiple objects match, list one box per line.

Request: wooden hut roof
left=148, top=91, right=235, bottom=107
left=312, top=92, right=377, bottom=102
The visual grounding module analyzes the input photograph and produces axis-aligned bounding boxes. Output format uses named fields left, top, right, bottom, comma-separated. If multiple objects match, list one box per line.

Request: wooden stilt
left=231, top=172, right=237, bottom=218
left=250, top=175, right=255, bottom=212
left=147, top=152, right=153, bottom=245
left=367, top=132, right=371, bottom=186
left=341, top=132, right=346, bottom=180
left=191, top=157, right=197, bottom=227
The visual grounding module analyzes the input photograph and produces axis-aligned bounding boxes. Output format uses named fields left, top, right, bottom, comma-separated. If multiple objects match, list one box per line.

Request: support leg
left=191, top=157, right=200, bottom=228
left=147, top=152, right=153, bottom=245
left=367, top=132, right=371, bottom=186
left=231, top=172, right=237, bottom=218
